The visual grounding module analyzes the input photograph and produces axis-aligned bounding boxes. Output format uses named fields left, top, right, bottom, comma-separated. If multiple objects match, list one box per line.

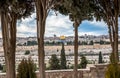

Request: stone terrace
left=0, top=64, right=107, bottom=78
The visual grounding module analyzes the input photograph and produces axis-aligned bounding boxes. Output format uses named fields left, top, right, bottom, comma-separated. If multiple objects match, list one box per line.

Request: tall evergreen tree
left=98, top=51, right=103, bottom=64
left=60, top=42, right=67, bottom=69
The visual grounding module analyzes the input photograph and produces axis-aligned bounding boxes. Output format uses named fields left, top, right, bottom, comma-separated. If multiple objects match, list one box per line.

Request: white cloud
left=16, top=11, right=74, bottom=37
left=17, top=24, right=36, bottom=33
left=16, top=13, right=37, bottom=37
left=45, top=12, right=73, bottom=37
left=83, top=18, right=107, bottom=28
left=1, top=12, right=120, bottom=38
left=78, top=31, right=107, bottom=36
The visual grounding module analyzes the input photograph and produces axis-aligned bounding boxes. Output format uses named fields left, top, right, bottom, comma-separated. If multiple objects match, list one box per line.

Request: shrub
left=105, top=53, right=120, bottom=78
left=105, top=63, right=120, bottom=78
left=24, top=50, right=30, bottom=55
left=2, top=65, right=6, bottom=72
left=17, top=58, right=36, bottom=78
left=78, top=55, right=87, bottom=68
left=48, top=54, right=60, bottom=70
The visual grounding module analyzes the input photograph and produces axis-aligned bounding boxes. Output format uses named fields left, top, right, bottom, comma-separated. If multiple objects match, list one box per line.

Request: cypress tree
left=98, top=51, right=103, bottom=64
left=60, top=42, right=67, bottom=69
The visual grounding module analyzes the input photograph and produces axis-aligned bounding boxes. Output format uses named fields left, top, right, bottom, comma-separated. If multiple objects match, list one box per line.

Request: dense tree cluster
left=27, top=41, right=38, bottom=46
left=48, top=54, right=60, bottom=70
left=17, top=58, right=36, bottom=78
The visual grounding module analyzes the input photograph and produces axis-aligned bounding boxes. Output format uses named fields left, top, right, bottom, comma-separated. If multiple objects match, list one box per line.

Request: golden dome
left=60, top=35, right=66, bottom=40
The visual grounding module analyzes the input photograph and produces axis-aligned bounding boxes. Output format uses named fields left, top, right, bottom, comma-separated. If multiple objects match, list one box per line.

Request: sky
left=3, top=11, right=120, bottom=37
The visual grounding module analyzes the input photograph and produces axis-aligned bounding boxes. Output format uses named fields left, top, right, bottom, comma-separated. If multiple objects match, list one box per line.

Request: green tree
left=89, top=40, right=94, bottom=45
left=17, top=58, right=36, bottom=78
left=54, top=1, right=93, bottom=77
left=98, top=51, right=103, bottom=64
left=2, top=65, right=6, bottom=72
left=90, top=1, right=120, bottom=77
left=91, top=0, right=120, bottom=63
left=0, top=1, right=34, bottom=78
left=51, top=41, right=55, bottom=45
left=60, top=42, right=67, bottom=69
left=24, top=50, right=30, bottom=55
left=82, top=41, right=88, bottom=45
left=27, top=41, right=38, bottom=46
left=49, top=54, right=60, bottom=70
left=34, top=0, right=61, bottom=77
left=100, top=40, right=104, bottom=45
left=0, top=64, right=3, bottom=70
left=78, top=55, right=87, bottom=69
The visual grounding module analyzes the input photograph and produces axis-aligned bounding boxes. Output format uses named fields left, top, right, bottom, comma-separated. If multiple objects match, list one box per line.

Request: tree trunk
left=114, top=0, right=119, bottom=61
left=74, top=25, right=78, bottom=78
left=114, top=10, right=119, bottom=63
left=109, top=1, right=119, bottom=63
left=1, top=13, right=16, bottom=78
left=35, top=0, right=46, bottom=78
left=37, top=21, right=46, bottom=78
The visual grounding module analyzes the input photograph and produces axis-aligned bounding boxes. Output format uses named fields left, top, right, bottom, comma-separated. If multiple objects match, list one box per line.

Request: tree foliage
left=54, top=1, right=93, bottom=78
left=0, top=0, right=34, bottom=19
left=90, top=0, right=120, bottom=63
left=27, top=41, right=38, bottom=46
left=34, top=0, right=61, bottom=77
left=100, top=40, right=105, bottom=45
left=60, top=42, right=67, bottom=69
left=54, top=0, right=93, bottom=24
left=48, top=54, right=60, bottom=70
left=105, top=63, right=120, bottom=78
left=78, top=55, right=87, bottom=69
left=24, top=50, right=30, bottom=55
left=0, top=1, right=34, bottom=78
left=88, top=1, right=120, bottom=77
left=17, top=58, right=36, bottom=78
left=98, top=51, right=103, bottom=64
left=89, top=40, right=94, bottom=45
left=0, top=64, right=3, bottom=70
